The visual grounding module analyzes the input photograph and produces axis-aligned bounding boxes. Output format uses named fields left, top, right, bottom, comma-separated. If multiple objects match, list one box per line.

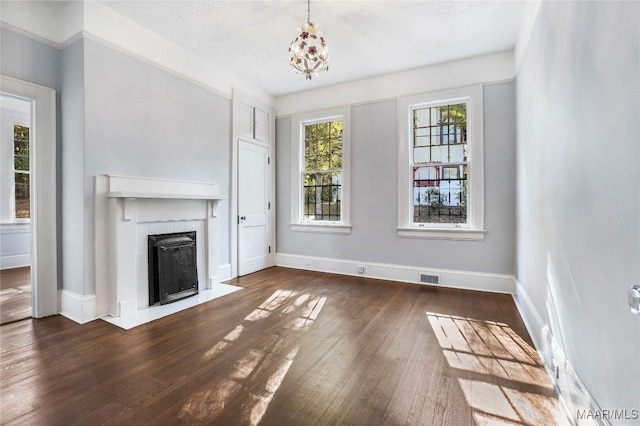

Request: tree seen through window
left=14, top=124, right=30, bottom=219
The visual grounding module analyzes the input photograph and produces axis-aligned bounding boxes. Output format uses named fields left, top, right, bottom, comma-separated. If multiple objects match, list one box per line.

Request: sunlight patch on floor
left=183, top=289, right=327, bottom=424
left=427, top=312, right=567, bottom=425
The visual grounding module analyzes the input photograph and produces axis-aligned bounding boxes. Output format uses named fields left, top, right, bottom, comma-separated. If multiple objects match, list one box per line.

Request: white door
left=238, top=139, right=270, bottom=276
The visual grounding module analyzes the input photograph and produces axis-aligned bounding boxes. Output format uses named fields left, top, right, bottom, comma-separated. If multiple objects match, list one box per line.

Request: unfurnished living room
left=0, top=1, right=638, bottom=425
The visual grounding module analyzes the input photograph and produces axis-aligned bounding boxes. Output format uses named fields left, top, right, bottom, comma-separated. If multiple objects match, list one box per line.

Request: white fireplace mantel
left=105, top=175, right=223, bottom=220
left=95, top=175, right=225, bottom=319
left=106, top=174, right=221, bottom=199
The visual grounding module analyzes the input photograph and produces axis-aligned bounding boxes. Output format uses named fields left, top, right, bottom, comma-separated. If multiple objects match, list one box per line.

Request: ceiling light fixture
left=288, top=0, right=329, bottom=80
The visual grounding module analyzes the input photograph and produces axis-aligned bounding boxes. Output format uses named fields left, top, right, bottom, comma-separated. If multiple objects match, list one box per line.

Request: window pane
left=305, top=154, right=318, bottom=171
left=303, top=172, right=341, bottom=221
left=441, top=103, right=466, bottom=124
left=430, top=126, right=440, bottom=146
left=330, top=121, right=343, bottom=139
left=413, top=165, right=467, bottom=224
left=14, top=125, right=30, bottom=219
left=443, top=166, right=459, bottom=179
left=413, top=109, right=430, bottom=127
left=449, top=144, right=465, bottom=163
left=413, top=146, right=430, bottom=163
left=14, top=125, right=29, bottom=171
left=329, top=137, right=342, bottom=170
left=330, top=152, right=342, bottom=170
left=430, top=145, right=447, bottom=163
left=15, top=172, right=30, bottom=218
left=304, top=121, right=341, bottom=172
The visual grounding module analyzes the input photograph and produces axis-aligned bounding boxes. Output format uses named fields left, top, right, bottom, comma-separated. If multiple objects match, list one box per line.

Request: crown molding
left=0, top=21, right=62, bottom=49
left=1, top=0, right=274, bottom=106
left=275, top=50, right=515, bottom=117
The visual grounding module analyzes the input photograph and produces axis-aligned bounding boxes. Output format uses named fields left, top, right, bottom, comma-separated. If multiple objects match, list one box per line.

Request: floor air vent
left=420, top=274, right=439, bottom=284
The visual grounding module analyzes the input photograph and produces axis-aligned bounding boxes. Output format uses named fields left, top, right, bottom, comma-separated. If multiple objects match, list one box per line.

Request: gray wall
left=81, top=38, right=232, bottom=296
left=0, top=27, right=60, bottom=90
left=60, top=38, right=86, bottom=295
left=516, top=1, right=640, bottom=419
left=1, top=27, right=62, bottom=283
left=2, top=28, right=233, bottom=298
left=277, top=81, right=516, bottom=275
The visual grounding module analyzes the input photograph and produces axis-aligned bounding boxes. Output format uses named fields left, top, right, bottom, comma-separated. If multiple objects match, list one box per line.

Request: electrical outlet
left=357, top=265, right=365, bottom=274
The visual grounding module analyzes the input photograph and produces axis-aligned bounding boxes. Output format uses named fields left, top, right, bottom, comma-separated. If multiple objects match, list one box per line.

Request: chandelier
left=288, top=0, right=329, bottom=80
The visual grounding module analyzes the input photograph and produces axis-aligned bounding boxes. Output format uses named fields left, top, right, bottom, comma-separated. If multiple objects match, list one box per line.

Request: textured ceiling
left=98, top=1, right=531, bottom=97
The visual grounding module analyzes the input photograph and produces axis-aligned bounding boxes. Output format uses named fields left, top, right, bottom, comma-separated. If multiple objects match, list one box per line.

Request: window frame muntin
left=290, top=107, right=351, bottom=234
left=397, top=85, right=485, bottom=241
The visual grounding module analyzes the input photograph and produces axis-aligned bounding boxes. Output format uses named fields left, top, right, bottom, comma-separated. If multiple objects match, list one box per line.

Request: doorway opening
left=0, top=94, right=32, bottom=324
left=1, top=75, right=58, bottom=321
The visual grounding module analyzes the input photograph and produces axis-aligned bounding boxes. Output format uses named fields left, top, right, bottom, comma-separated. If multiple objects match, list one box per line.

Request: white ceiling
left=96, top=1, right=531, bottom=97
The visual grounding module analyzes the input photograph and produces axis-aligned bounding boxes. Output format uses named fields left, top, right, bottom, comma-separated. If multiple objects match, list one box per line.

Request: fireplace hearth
left=148, top=231, right=198, bottom=305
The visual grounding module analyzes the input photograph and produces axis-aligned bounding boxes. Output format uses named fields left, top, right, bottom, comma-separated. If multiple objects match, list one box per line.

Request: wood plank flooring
left=0, top=267, right=31, bottom=325
left=0, top=267, right=567, bottom=425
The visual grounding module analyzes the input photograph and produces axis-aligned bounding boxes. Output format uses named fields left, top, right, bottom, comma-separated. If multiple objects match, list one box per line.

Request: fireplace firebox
left=148, top=231, right=198, bottom=305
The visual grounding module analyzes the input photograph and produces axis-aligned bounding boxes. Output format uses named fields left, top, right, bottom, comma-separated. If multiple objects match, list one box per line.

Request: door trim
left=1, top=75, right=58, bottom=318
left=231, top=90, right=276, bottom=278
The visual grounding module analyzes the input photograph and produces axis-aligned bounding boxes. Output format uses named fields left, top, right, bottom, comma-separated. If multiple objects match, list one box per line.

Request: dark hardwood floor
left=0, top=266, right=31, bottom=325
left=0, top=267, right=567, bottom=425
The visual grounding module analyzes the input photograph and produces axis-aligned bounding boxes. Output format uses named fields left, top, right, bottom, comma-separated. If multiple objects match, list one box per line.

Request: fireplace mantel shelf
left=103, top=175, right=223, bottom=220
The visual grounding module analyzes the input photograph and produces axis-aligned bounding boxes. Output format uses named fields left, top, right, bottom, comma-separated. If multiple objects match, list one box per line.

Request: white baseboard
left=0, top=254, right=31, bottom=270
left=513, top=280, right=603, bottom=426
left=216, top=263, right=232, bottom=283
left=276, top=253, right=515, bottom=294
left=59, top=289, right=97, bottom=324
left=60, top=263, right=232, bottom=325
left=513, top=279, right=545, bottom=350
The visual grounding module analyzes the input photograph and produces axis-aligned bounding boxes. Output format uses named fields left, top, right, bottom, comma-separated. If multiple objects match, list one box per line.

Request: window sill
left=290, top=223, right=352, bottom=235
left=397, top=227, right=485, bottom=241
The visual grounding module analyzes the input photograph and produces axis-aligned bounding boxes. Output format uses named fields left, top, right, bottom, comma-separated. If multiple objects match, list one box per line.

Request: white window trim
left=397, top=84, right=485, bottom=241
left=290, top=106, right=351, bottom=234
left=1, top=107, right=30, bottom=224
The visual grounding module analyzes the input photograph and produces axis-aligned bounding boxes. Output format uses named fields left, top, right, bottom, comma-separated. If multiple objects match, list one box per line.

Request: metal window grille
left=412, top=103, right=468, bottom=224
left=303, top=179, right=341, bottom=221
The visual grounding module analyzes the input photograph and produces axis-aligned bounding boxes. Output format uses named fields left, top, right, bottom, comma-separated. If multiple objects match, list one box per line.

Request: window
left=398, top=85, right=485, bottom=240
left=303, top=120, right=342, bottom=221
left=13, top=124, right=30, bottom=219
left=413, top=103, right=467, bottom=224
left=291, top=107, right=351, bottom=234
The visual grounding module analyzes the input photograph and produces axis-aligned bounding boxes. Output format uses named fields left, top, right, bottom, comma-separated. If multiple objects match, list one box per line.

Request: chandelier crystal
left=289, top=0, right=329, bottom=80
